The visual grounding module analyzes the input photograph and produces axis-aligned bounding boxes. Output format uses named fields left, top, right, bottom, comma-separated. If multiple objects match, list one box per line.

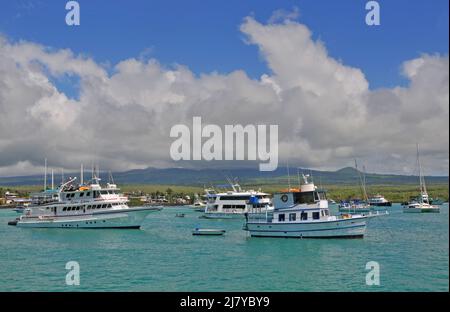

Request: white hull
left=338, top=207, right=372, bottom=213
left=15, top=207, right=161, bottom=229
left=403, top=207, right=440, bottom=213
left=202, top=211, right=269, bottom=220
left=245, top=217, right=367, bottom=238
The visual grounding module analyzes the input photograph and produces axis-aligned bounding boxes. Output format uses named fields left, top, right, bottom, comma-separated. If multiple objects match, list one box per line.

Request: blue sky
left=1, top=0, right=448, bottom=94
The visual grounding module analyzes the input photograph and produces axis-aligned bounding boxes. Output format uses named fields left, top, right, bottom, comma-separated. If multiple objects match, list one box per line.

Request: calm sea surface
left=0, top=204, right=448, bottom=291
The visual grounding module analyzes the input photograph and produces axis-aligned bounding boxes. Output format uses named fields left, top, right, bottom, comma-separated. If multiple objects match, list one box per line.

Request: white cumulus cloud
left=0, top=15, right=448, bottom=176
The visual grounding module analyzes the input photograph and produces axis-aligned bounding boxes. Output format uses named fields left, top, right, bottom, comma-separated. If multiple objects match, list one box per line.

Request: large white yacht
left=244, top=174, right=370, bottom=238
left=8, top=176, right=162, bottom=229
left=203, top=182, right=274, bottom=219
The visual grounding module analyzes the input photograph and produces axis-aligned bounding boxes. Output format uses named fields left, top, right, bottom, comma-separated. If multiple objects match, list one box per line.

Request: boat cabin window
left=102, top=204, right=107, bottom=208
left=223, top=205, right=245, bottom=209
left=107, top=204, right=112, bottom=208
left=278, top=214, right=285, bottom=222
left=293, top=192, right=315, bottom=204
left=79, top=192, right=84, bottom=197
left=312, top=212, right=320, bottom=220
left=289, top=213, right=296, bottom=221
left=301, top=211, right=307, bottom=220
left=86, top=192, right=91, bottom=197
left=219, top=196, right=250, bottom=201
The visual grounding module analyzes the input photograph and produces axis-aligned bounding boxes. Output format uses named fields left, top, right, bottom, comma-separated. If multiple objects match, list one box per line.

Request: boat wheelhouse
left=244, top=174, right=368, bottom=238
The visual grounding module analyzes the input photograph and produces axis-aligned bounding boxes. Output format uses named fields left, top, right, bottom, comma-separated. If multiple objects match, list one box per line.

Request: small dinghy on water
left=192, top=228, right=226, bottom=236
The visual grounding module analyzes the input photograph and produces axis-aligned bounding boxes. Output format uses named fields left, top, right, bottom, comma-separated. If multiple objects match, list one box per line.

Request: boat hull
left=338, top=207, right=372, bottom=213
left=245, top=218, right=367, bottom=238
left=369, top=202, right=392, bottom=207
left=202, top=211, right=269, bottom=220
left=403, top=207, right=440, bottom=213
left=14, top=207, right=161, bottom=229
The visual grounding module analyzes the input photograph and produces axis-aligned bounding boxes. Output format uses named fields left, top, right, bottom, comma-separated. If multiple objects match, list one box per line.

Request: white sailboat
left=403, top=145, right=440, bottom=213
left=338, top=160, right=372, bottom=213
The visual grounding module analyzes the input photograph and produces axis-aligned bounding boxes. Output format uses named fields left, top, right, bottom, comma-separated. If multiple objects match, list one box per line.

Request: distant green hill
left=0, top=166, right=447, bottom=187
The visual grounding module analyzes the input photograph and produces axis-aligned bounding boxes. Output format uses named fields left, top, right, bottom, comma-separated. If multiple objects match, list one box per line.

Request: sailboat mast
left=44, top=158, right=47, bottom=191
left=417, top=144, right=428, bottom=203
left=80, top=164, right=84, bottom=185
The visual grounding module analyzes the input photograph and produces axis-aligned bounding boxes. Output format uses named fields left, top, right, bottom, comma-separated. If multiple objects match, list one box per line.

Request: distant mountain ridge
left=0, top=166, right=447, bottom=186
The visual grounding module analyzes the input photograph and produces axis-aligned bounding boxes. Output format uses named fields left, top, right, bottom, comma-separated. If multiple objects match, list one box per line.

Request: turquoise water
left=0, top=204, right=448, bottom=291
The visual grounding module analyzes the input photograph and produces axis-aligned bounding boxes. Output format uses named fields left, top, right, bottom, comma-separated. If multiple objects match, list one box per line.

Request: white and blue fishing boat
left=243, top=174, right=368, bottom=238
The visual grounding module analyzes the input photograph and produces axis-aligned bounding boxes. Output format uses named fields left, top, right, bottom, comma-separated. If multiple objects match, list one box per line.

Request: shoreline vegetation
left=1, top=183, right=448, bottom=208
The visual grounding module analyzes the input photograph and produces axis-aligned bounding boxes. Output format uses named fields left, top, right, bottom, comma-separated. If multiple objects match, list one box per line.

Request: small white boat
left=192, top=228, right=226, bottom=236
left=189, top=193, right=207, bottom=210
left=368, top=194, right=392, bottom=207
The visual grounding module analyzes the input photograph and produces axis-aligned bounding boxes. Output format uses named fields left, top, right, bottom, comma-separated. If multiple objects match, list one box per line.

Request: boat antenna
left=297, top=167, right=301, bottom=188
left=109, top=171, right=115, bottom=184
left=51, top=169, right=54, bottom=190
left=61, top=168, right=64, bottom=185
left=80, top=164, right=84, bottom=185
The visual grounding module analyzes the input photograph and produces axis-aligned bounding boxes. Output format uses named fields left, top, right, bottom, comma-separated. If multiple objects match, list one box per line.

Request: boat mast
left=417, top=144, right=428, bottom=204
left=80, top=164, right=84, bottom=185
left=44, top=158, right=47, bottom=191
left=355, top=159, right=368, bottom=202
left=51, top=169, right=54, bottom=190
